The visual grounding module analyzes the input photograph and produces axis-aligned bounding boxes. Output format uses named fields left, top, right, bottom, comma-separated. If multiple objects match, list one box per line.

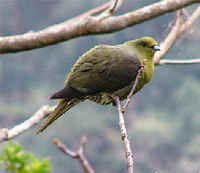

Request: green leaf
left=0, top=142, right=52, bottom=173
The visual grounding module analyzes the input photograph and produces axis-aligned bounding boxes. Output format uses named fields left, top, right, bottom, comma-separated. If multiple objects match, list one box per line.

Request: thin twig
left=110, top=0, right=125, bottom=13
left=180, top=6, right=200, bottom=33
left=113, top=96, right=133, bottom=173
left=122, top=66, right=144, bottom=113
left=0, top=105, right=56, bottom=142
left=96, top=0, right=125, bottom=20
left=154, top=10, right=183, bottom=64
left=53, top=138, right=77, bottom=158
left=154, top=6, right=200, bottom=64
left=53, top=136, right=95, bottom=173
left=111, top=65, right=145, bottom=173
left=159, top=58, right=200, bottom=65
left=76, top=2, right=111, bottom=19
left=182, top=9, right=190, bottom=19
left=110, top=0, right=119, bottom=13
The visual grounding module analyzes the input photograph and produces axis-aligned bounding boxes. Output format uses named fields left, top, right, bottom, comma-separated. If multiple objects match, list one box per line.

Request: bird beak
left=152, top=45, right=160, bottom=51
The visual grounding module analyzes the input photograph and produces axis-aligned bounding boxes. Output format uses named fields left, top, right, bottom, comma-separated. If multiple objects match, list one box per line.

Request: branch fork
left=155, top=7, right=200, bottom=65
left=53, top=136, right=95, bottom=173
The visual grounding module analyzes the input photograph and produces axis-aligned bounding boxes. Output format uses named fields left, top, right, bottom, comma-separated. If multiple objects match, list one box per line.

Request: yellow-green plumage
left=37, top=37, right=160, bottom=134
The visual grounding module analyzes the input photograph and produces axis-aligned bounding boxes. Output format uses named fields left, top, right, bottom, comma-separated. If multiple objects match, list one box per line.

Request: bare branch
left=180, top=6, right=200, bottom=33
left=0, top=0, right=198, bottom=54
left=81, top=0, right=125, bottom=19
left=113, top=96, right=134, bottom=173
left=154, top=10, right=183, bottom=64
left=182, top=9, right=190, bottom=19
left=111, top=66, right=146, bottom=173
left=110, top=0, right=120, bottom=13
left=96, top=0, right=125, bottom=20
left=53, top=138, right=77, bottom=158
left=154, top=5, right=200, bottom=64
left=122, top=66, right=144, bottom=113
left=53, top=137, right=95, bottom=173
left=159, top=59, right=200, bottom=65
left=81, top=2, right=111, bottom=17
left=0, top=105, right=56, bottom=142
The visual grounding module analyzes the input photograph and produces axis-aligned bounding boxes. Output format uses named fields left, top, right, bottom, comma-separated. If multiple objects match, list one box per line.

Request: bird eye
left=141, top=41, right=147, bottom=47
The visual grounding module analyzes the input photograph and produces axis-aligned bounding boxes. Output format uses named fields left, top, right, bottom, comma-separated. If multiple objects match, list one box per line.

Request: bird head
left=126, top=37, right=160, bottom=59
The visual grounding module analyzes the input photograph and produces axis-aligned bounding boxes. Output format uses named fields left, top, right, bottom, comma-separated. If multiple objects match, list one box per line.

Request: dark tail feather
left=36, top=98, right=82, bottom=134
left=49, top=88, right=67, bottom=99
left=49, top=86, right=84, bottom=100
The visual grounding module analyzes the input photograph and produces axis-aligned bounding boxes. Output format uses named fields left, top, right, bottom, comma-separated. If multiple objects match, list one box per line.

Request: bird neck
left=125, top=42, right=154, bottom=60
left=124, top=42, right=155, bottom=82
left=130, top=46, right=154, bottom=83
left=143, top=58, right=154, bottom=83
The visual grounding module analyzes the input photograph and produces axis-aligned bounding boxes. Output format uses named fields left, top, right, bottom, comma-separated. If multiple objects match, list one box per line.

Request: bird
left=36, top=37, right=160, bottom=134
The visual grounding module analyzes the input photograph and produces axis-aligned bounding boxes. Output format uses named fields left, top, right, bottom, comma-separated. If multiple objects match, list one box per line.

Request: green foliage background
left=0, top=0, right=200, bottom=173
left=0, top=142, right=51, bottom=173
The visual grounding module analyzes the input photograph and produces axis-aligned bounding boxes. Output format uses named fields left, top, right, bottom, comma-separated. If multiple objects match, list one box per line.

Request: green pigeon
left=37, top=37, right=160, bottom=134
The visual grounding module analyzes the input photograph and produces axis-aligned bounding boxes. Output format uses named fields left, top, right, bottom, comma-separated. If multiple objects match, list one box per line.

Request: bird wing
left=66, top=44, right=141, bottom=95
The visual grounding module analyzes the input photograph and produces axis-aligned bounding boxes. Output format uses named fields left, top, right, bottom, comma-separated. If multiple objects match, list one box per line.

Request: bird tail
left=36, top=98, right=82, bottom=134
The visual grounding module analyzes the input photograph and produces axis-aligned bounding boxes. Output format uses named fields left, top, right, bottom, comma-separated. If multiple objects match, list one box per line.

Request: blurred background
left=0, top=0, right=200, bottom=172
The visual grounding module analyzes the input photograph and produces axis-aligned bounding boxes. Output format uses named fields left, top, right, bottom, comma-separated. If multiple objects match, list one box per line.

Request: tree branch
left=80, top=2, right=111, bottom=17
left=122, top=66, right=144, bottom=113
left=77, top=0, right=125, bottom=21
left=111, top=66, right=145, bottom=173
left=159, top=59, right=200, bottom=65
left=53, top=136, right=95, bottom=173
left=0, top=0, right=198, bottom=54
left=110, top=0, right=120, bottom=13
left=154, top=6, right=200, bottom=65
left=180, top=6, right=200, bottom=33
left=96, top=0, right=125, bottom=20
left=113, top=96, right=134, bottom=173
left=154, top=10, right=183, bottom=64
left=0, top=105, right=56, bottom=142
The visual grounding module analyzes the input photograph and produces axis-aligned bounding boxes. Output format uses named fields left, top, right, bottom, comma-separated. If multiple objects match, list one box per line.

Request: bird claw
left=138, top=65, right=144, bottom=78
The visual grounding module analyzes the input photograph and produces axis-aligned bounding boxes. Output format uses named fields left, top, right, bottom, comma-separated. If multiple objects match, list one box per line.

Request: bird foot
left=110, top=95, right=119, bottom=106
left=138, top=65, right=145, bottom=78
